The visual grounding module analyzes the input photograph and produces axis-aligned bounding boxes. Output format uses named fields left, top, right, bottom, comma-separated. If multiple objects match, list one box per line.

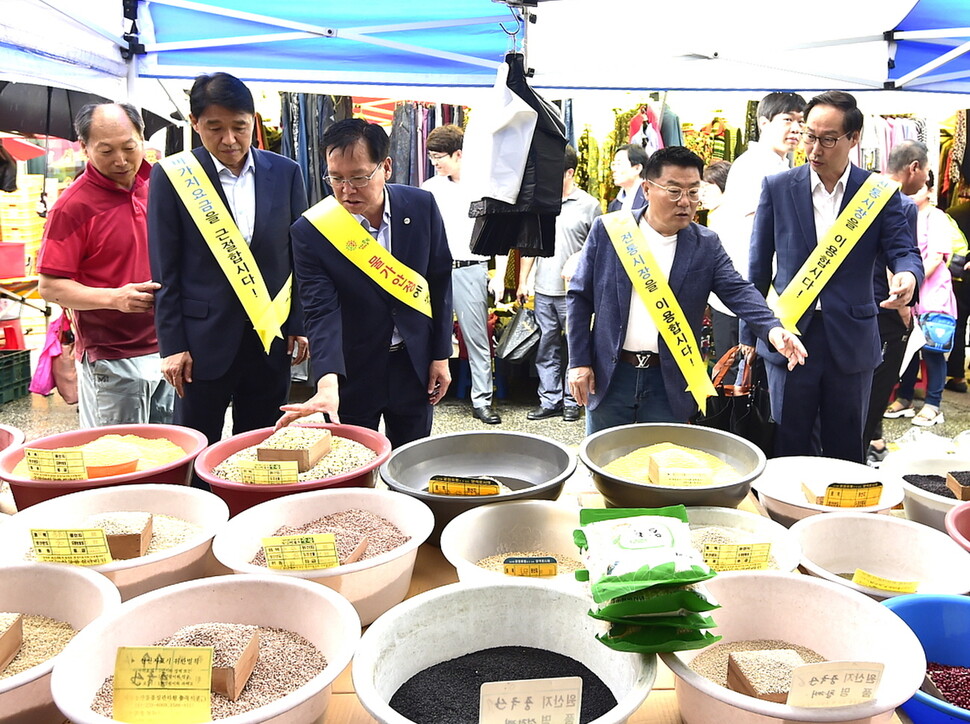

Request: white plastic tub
left=353, top=581, right=656, bottom=724
left=880, top=452, right=970, bottom=532
left=0, top=562, right=121, bottom=722
left=211, top=487, right=433, bottom=625
left=0, top=484, right=230, bottom=600
left=50, top=575, right=361, bottom=724
left=790, top=511, right=970, bottom=599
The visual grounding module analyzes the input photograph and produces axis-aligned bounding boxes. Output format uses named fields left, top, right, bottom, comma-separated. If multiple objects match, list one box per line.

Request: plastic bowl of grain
left=751, top=456, right=905, bottom=528
left=685, top=506, right=801, bottom=573
left=880, top=452, right=970, bottom=532
left=882, top=594, right=970, bottom=722
left=660, top=571, right=925, bottom=723
left=195, top=424, right=391, bottom=516
left=0, top=483, right=230, bottom=601
left=439, top=499, right=584, bottom=589
left=946, top=501, right=970, bottom=553
left=0, top=424, right=208, bottom=511
left=50, top=574, right=360, bottom=724
left=211, top=487, right=433, bottom=625
left=790, top=511, right=970, bottom=600
left=354, top=580, right=656, bottom=724
left=0, top=562, right=121, bottom=722
left=380, top=430, right=576, bottom=545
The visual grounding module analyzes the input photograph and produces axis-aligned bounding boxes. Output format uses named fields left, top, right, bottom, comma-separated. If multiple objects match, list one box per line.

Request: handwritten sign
left=480, top=676, right=583, bottom=724
left=702, top=542, right=772, bottom=571
left=30, top=528, right=112, bottom=566
left=238, top=460, right=299, bottom=485
left=851, top=568, right=919, bottom=594
left=261, top=533, right=340, bottom=570
left=24, top=448, right=86, bottom=480
left=113, top=646, right=213, bottom=723
left=787, top=661, right=884, bottom=707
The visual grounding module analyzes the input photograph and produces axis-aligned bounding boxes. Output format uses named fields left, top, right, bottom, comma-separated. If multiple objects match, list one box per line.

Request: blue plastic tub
left=882, top=594, right=970, bottom=722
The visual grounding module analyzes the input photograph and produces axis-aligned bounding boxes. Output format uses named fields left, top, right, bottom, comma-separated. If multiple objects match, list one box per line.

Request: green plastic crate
left=0, top=349, right=30, bottom=404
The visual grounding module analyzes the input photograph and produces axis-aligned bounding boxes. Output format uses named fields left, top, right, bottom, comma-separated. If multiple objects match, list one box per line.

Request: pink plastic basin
left=194, top=424, right=392, bottom=516
left=946, top=500, right=970, bottom=553
left=0, top=424, right=209, bottom=511
left=0, top=424, right=25, bottom=455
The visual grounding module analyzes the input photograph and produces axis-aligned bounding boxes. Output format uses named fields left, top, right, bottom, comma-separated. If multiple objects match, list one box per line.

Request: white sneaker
left=912, top=405, right=944, bottom=427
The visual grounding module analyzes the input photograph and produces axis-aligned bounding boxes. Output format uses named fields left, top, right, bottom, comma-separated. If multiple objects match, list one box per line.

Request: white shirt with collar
left=618, top=186, right=640, bottom=211
left=209, top=150, right=256, bottom=245
left=352, top=192, right=403, bottom=346
left=623, top=216, right=678, bottom=353
left=809, top=162, right=853, bottom=310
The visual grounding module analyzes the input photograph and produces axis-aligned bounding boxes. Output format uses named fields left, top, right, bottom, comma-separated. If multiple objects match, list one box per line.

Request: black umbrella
left=0, top=81, right=173, bottom=141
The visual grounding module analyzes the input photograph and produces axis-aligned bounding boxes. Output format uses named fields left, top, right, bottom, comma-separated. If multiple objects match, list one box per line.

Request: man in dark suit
left=148, top=73, right=308, bottom=446
left=607, top=144, right=648, bottom=212
left=742, top=90, right=924, bottom=463
left=568, top=146, right=805, bottom=433
left=279, top=119, right=453, bottom=447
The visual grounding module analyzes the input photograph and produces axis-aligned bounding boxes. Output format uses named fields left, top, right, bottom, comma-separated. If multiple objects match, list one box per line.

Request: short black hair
left=189, top=72, right=254, bottom=118
left=75, top=103, right=144, bottom=144
left=426, top=124, right=463, bottom=154
left=644, top=146, right=705, bottom=181
left=757, top=92, right=806, bottom=122
left=617, top=143, right=649, bottom=179
left=927, top=168, right=935, bottom=191
left=703, top=160, right=732, bottom=193
left=564, top=144, right=578, bottom=172
left=886, top=139, right=929, bottom=174
left=804, top=90, right=864, bottom=138
left=323, top=118, right=389, bottom=163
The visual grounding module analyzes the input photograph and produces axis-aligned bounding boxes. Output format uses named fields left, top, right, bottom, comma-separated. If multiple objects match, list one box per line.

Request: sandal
left=912, top=405, right=944, bottom=427
left=884, top=399, right=915, bottom=419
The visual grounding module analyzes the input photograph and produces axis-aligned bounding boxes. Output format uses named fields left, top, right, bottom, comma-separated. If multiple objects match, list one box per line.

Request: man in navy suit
left=742, top=90, right=924, bottom=462
left=568, top=146, right=805, bottom=433
left=280, top=119, right=453, bottom=448
left=148, top=73, right=308, bottom=446
left=607, top=144, right=648, bottom=212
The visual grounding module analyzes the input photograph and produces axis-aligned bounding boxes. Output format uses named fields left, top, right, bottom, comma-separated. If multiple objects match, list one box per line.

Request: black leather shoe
left=562, top=406, right=581, bottom=422
left=527, top=405, right=563, bottom=421
left=472, top=405, right=502, bottom=424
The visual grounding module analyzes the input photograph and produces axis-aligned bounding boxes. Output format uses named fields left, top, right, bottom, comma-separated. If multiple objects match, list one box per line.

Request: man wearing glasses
left=742, top=90, right=923, bottom=463
left=567, top=146, right=806, bottom=434
left=280, top=119, right=453, bottom=448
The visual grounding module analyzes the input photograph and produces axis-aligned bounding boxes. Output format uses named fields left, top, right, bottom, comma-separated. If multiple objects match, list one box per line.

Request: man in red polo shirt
left=38, top=103, right=172, bottom=427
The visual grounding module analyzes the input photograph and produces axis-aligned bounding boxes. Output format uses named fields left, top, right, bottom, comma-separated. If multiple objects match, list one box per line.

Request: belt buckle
left=635, top=353, right=651, bottom=369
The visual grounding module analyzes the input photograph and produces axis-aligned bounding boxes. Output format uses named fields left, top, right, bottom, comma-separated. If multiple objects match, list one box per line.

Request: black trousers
left=863, top=315, right=910, bottom=444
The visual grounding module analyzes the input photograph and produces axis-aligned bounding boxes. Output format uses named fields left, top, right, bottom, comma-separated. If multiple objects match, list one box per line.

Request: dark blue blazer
left=743, top=163, right=924, bottom=373
left=148, top=147, right=308, bottom=380
left=567, top=209, right=782, bottom=422
left=607, top=185, right=646, bottom=213
left=290, top=184, right=453, bottom=405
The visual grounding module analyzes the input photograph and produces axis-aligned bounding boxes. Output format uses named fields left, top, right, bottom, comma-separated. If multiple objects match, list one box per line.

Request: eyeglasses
left=800, top=131, right=850, bottom=149
left=428, top=152, right=452, bottom=162
left=324, top=163, right=384, bottom=189
left=646, top=179, right=702, bottom=202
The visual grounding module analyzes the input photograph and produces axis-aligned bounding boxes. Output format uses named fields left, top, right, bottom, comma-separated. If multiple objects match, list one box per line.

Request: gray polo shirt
left=534, top=188, right=601, bottom=296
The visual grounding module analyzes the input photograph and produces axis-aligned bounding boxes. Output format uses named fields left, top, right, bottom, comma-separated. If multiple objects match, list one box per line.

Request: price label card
left=702, top=542, right=772, bottom=571
left=238, top=460, right=299, bottom=485
left=787, top=661, right=884, bottom=707
left=30, top=528, right=112, bottom=566
left=428, top=475, right=500, bottom=496
left=503, top=556, right=559, bottom=578
left=261, top=533, right=340, bottom=570
left=850, top=568, right=919, bottom=594
left=113, top=646, right=213, bottom=724
left=823, top=482, right=883, bottom=508
left=480, top=676, right=582, bottom=724
left=24, top=448, right=86, bottom=480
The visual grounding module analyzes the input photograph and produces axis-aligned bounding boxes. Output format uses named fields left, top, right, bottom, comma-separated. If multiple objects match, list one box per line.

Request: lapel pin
left=404, top=217, right=411, bottom=225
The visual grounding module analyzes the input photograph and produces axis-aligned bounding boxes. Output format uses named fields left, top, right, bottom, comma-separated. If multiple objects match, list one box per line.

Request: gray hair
left=886, top=139, right=928, bottom=174
left=74, top=103, right=145, bottom=144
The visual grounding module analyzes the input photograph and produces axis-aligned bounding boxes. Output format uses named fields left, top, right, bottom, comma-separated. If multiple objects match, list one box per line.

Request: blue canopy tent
left=886, top=1, right=970, bottom=92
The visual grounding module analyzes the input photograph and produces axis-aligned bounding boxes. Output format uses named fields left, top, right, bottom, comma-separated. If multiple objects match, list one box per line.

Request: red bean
left=928, top=661, right=970, bottom=708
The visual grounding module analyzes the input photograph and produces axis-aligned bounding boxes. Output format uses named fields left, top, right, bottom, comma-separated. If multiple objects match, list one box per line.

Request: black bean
left=389, top=646, right=618, bottom=724
left=903, top=474, right=955, bottom=499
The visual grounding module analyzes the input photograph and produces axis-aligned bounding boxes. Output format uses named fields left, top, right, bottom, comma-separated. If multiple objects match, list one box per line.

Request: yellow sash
left=769, top=173, right=900, bottom=332
left=603, top=211, right=716, bottom=414
left=158, top=152, right=291, bottom=354
left=302, top=196, right=432, bottom=318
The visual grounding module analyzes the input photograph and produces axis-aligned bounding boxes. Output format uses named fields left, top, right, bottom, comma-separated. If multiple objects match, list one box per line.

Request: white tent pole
left=894, top=38, right=970, bottom=87
left=899, top=68, right=970, bottom=88
left=36, top=0, right=127, bottom=46
left=893, top=27, right=970, bottom=40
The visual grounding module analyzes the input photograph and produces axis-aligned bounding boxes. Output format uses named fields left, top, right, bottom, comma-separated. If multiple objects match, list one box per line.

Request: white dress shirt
left=210, top=151, right=256, bottom=245
left=623, top=216, right=678, bottom=353
left=809, top=162, right=854, bottom=310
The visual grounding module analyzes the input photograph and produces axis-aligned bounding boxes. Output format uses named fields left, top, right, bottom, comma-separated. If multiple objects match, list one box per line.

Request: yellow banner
left=158, top=152, right=291, bottom=354
left=770, top=173, right=900, bottom=332
left=603, top=212, right=716, bottom=413
left=302, top=196, right=432, bottom=318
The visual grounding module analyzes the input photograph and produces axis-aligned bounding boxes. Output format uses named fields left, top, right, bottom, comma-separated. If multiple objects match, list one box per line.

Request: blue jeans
left=898, top=349, right=946, bottom=408
left=587, top=362, right=677, bottom=435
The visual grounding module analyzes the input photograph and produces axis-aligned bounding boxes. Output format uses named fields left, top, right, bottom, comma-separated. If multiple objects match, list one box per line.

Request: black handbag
left=691, top=346, right=775, bottom=456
